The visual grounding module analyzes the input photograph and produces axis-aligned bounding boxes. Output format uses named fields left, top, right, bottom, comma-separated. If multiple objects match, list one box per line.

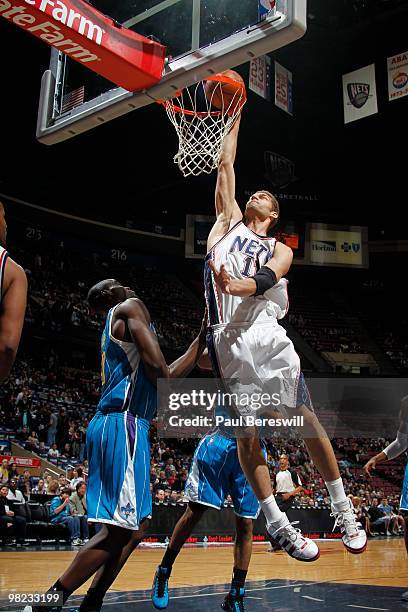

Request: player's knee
left=235, top=516, right=253, bottom=538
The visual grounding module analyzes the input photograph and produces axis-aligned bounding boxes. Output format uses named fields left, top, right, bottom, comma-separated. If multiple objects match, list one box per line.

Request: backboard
left=36, top=0, right=307, bottom=144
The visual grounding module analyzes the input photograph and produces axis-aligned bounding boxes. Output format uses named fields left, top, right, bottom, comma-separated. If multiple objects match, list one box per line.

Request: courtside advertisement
left=387, top=51, right=408, bottom=101
left=309, top=224, right=368, bottom=268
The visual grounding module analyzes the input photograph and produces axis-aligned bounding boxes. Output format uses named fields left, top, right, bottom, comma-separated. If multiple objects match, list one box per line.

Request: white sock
left=260, top=494, right=287, bottom=530
left=325, top=477, right=348, bottom=510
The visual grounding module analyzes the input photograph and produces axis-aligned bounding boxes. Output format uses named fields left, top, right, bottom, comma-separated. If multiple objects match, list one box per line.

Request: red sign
left=0, top=0, right=166, bottom=92
left=0, top=455, right=41, bottom=468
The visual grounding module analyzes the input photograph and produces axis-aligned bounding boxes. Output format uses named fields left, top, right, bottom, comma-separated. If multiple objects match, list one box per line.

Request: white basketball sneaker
left=268, top=519, right=320, bottom=562
left=331, top=499, right=367, bottom=554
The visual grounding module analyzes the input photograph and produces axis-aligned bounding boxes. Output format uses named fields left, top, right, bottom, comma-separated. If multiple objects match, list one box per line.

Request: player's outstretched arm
left=124, top=301, right=207, bottom=383
left=209, top=242, right=293, bottom=297
left=0, top=258, right=27, bottom=383
left=207, top=115, right=243, bottom=251
left=168, top=311, right=207, bottom=378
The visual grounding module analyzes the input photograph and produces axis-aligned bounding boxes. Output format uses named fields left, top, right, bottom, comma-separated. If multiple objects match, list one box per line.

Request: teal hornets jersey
left=97, top=304, right=157, bottom=420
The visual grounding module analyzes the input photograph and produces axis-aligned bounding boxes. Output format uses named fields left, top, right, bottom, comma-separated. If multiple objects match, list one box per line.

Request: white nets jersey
left=0, top=246, right=8, bottom=303
left=204, top=221, right=289, bottom=326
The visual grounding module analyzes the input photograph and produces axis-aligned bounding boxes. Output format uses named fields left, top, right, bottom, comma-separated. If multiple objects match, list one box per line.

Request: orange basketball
left=204, top=70, right=245, bottom=114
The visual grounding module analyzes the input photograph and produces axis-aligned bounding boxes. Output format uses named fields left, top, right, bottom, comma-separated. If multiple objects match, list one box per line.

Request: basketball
left=204, top=70, right=245, bottom=114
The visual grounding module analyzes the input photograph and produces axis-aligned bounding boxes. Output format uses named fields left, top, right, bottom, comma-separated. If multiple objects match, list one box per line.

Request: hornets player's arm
left=0, top=258, right=27, bottom=383
left=363, top=395, right=408, bottom=476
left=209, top=241, right=293, bottom=297
left=122, top=300, right=206, bottom=383
left=121, top=299, right=170, bottom=384
left=207, top=115, right=243, bottom=252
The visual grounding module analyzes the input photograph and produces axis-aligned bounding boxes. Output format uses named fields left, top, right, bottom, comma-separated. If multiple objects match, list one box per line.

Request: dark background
left=1, top=0, right=407, bottom=236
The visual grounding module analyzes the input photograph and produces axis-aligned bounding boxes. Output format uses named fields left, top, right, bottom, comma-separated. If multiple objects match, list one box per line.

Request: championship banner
left=0, top=0, right=166, bottom=91
left=0, top=455, right=41, bottom=468
left=309, top=224, right=368, bottom=268
left=249, top=55, right=272, bottom=101
left=343, top=64, right=378, bottom=124
left=274, top=61, right=293, bottom=116
left=387, top=51, right=408, bottom=101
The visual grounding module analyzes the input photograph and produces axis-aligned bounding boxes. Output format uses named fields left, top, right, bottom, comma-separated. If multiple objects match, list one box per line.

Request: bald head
left=87, top=279, right=136, bottom=313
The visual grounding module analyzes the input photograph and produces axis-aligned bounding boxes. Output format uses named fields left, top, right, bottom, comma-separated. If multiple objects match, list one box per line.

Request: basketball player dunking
left=23, top=279, right=206, bottom=612
left=363, top=396, right=408, bottom=601
left=206, top=115, right=367, bottom=557
left=0, top=201, right=27, bottom=383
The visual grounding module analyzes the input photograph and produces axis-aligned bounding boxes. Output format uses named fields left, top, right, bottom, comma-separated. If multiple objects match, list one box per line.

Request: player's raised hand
left=209, top=261, right=233, bottom=294
left=363, top=457, right=376, bottom=477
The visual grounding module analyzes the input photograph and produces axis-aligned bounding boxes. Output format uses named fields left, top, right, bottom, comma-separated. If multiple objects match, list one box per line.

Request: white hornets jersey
left=204, top=221, right=289, bottom=326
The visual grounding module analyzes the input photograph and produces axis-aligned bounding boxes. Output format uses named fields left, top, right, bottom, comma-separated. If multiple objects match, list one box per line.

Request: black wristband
left=252, top=266, right=277, bottom=296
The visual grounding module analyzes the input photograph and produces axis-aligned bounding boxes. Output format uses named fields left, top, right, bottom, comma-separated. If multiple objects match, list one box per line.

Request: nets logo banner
left=309, top=225, right=367, bottom=268
left=343, top=64, right=378, bottom=124
left=274, top=61, right=293, bottom=116
left=249, top=55, right=272, bottom=101
left=387, top=51, right=408, bottom=101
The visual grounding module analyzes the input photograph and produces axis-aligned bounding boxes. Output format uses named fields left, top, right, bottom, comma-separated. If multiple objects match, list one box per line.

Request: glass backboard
left=36, top=0, right=307, bottom=144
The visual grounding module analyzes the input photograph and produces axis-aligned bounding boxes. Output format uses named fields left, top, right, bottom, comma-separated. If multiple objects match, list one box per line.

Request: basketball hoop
left=159, top=74, right=246, bottom=177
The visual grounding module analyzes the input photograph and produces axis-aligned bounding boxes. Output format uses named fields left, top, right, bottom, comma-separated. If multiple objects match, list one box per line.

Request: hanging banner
left=249, top=55, right=272, bottom=101
left=387, top=52, right=408, bottom=101
left=274, top=61, right=293, bottom=115
left=343, top=64, right=378, bottom=124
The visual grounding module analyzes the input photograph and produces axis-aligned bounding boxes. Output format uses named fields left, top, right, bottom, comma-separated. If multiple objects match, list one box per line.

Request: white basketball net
left=160, top=76, right=246, bottom=177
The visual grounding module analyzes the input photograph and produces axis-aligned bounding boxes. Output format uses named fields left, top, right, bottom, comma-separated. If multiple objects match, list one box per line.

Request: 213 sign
left=25, top=227, right=43, bottom=241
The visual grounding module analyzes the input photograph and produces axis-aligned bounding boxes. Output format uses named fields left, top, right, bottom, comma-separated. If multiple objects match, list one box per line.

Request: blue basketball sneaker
left=221, top=587, right=246, bottom=611
left=151, top=566, right=170, bottom=609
